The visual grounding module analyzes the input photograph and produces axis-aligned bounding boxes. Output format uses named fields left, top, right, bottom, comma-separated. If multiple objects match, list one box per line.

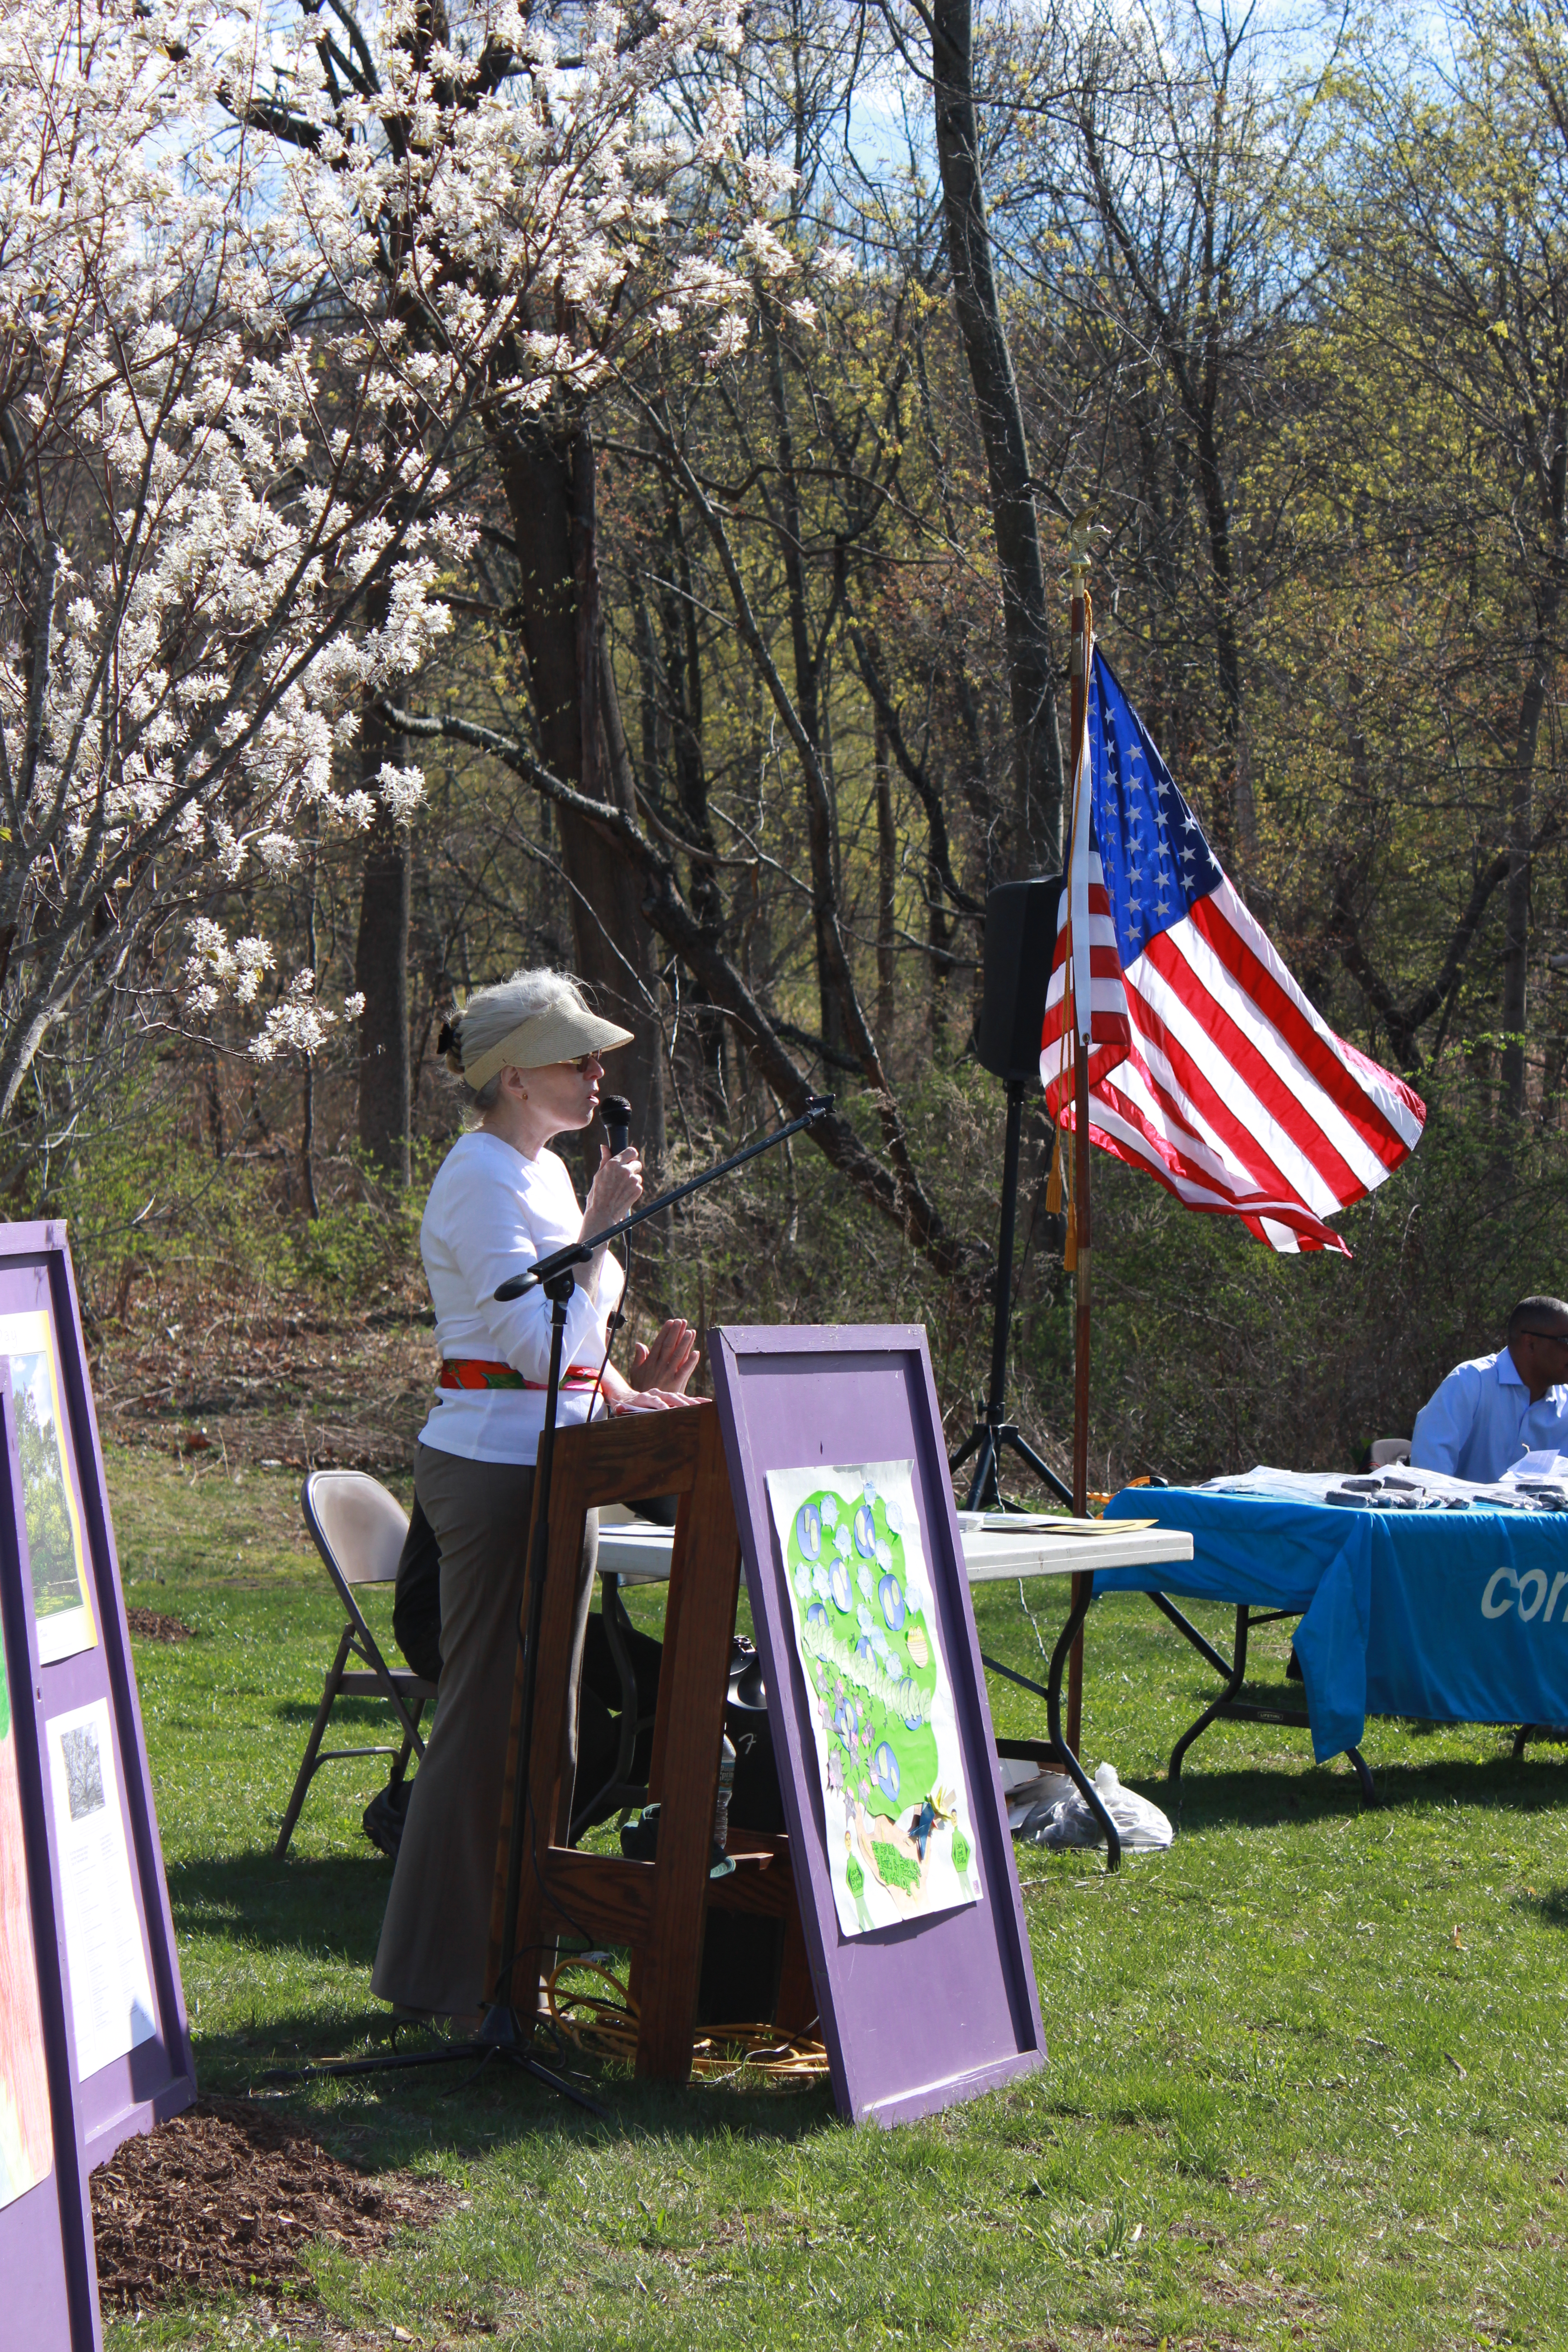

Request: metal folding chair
left=274, top=1470, right=439, bottom=1858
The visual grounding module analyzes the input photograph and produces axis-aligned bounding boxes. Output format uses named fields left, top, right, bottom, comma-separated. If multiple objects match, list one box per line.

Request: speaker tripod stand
left=948, top=1076, right=1073, bottom=1514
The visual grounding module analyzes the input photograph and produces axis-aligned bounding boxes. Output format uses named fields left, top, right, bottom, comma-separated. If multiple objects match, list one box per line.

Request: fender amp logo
left=1480, top=1566, right=1568, bottom=1622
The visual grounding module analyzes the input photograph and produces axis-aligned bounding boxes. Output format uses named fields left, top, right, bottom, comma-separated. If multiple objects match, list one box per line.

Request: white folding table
left=592, top=1518, right=1194, bottom=1865
left=597, top=1519, right=1193, bottom=1582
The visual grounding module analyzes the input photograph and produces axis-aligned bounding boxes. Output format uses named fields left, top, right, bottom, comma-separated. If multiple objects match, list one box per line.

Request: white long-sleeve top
left=414, top=1130, right=623, bottom=1465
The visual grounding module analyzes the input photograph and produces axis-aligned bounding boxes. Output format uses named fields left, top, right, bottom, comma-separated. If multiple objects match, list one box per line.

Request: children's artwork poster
left=765, top=1459, right=982, bottom=1936
left=0, top=1610, right=52, bottom=2212
left=44, top=1700, right=157, bottom=2082
left=0, top=1312, right=95, bottom=1666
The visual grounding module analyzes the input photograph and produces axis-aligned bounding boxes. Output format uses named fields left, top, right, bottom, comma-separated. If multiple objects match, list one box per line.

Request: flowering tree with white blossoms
left=0, top=0, right=805, bottom=1166
left=228, top=0, right=833, bottom=1164
left=243, top=0, right=958, bottom=1254
left=0, top=0, right=474, bottom=1145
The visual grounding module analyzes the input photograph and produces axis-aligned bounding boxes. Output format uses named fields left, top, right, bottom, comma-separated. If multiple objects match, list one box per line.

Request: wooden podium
left=487, top=1402, right=814, bottom=2082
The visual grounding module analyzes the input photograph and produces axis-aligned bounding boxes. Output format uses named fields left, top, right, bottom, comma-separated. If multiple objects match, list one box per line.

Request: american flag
left=1040, top=644, right=1426, bottom=1254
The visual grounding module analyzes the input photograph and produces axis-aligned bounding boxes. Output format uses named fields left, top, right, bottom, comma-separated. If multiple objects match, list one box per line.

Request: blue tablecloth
left=1099, top=1487, right=1568, bottom=1761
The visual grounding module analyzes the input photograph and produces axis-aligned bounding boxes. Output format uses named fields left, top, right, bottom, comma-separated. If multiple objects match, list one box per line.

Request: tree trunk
left=1501, top=650, right=1551, bottom=1115
left=1194, top=408, right=1257, bottom=870
left=496, top=411, right=667, bottom=1159
left=931, top=0, right=1066, bottom=872
left=1501, top=561, right=1564, bottom=1116
left=760, top=307, right=843, bottom=1052
left=665, top=495, right=728, bottom=1112
left=875, top=713, right=897, bottom=1052
left=354, top=677, right=412, bottom=1186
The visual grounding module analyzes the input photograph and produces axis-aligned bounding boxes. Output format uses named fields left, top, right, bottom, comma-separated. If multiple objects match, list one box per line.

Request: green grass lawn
left=104, top=1448, right=1568, bottom=2350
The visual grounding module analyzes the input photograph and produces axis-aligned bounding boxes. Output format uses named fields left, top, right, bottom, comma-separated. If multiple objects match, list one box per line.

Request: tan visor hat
left=462, top=1004, right=633, bottom=1091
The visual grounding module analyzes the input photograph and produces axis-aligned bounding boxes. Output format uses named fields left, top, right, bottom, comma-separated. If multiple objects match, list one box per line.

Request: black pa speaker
left=978, top=876, right=1064, bottom=1083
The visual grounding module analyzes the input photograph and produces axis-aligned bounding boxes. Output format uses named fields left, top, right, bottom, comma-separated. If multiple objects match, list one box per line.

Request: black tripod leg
left=999, top=1427, right=1075, bottom=1511
left=965, top=1427, right=1001, bottom=1513
left=949, top=1425, right=984, bottom=1477
left=960, top=1080, right=1024, bottom=1520
left=262, top=2039, right=609, bottom=2118
left=490, top=1274, right=573, bottom=2025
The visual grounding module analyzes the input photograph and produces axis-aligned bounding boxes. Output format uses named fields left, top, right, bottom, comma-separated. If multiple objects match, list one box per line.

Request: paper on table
left=45, top=1700, right=156, bottom=2080
left=998, top=1516, right=1158, bottom=1535
left=960, top=1512, right=1157, bottom=1535
left=1501, top=1450, right=1568, bottom=1482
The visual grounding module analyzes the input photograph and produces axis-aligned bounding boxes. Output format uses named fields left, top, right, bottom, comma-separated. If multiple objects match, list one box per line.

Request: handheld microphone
left=602, top=1093, right=632, bottom=1156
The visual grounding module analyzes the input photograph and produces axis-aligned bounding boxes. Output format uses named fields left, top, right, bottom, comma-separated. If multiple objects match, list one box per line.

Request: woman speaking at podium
left=372, top=968, right=697, bottom=2027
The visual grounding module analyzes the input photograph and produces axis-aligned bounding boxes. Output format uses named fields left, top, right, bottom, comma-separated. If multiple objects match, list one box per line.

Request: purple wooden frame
left=0, top=1222, right=196, bottom=2351
left=710, top=1324, right=1044, bottom=2125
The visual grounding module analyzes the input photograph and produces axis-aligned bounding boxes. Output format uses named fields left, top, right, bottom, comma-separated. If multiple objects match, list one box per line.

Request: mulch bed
left=89, top=2095, right=453, bottom=2310
left=124, top=1607, right=193, bottom=1642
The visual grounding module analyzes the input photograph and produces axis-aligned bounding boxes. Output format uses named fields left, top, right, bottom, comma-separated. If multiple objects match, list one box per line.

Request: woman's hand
left=582, top=1142, right=643, bottom=1233
left=627, top=1318, right=700, bottom=1396
left=609, top=1387, right=698, bottom=1413
left=596, top=1362, right=695, bottom=1417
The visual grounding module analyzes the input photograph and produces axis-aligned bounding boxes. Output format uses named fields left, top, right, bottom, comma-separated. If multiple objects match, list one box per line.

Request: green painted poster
left=766, top=1459, right=981, bottom=1936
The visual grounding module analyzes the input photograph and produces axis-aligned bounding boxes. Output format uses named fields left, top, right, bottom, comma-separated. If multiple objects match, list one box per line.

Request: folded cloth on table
left=1197, top=1463, right=1568, bottom=1513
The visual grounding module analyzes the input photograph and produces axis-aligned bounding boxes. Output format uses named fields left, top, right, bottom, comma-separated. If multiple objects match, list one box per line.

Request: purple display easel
left=710, top=1324, right=1045, bottom=2126
left=0, top=1223, right=196, bottom=2351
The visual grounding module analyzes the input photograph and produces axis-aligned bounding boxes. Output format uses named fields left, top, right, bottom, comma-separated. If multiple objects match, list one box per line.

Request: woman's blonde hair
left=440, top=968, right=593, bottom=1113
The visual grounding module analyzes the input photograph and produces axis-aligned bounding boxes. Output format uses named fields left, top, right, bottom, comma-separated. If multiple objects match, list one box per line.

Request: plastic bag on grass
left=1025, top=1762, right=1173, bottom=1852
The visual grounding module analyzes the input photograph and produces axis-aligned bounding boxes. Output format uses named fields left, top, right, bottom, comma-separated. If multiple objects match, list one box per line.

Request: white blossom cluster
left=245, top=0, right=844, bottom=385
left=0, top=0, right=466, bottom=1087
left=0, top=0, right=838, bottom=1100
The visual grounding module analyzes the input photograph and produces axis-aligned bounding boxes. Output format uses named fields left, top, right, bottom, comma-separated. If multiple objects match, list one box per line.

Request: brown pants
left=370, top=1443, right=598, bottom=2019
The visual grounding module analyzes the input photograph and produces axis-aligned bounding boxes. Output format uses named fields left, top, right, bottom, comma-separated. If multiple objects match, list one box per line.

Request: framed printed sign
left=710, top=1325, right=1044, bottom=2126
left=0, top=1223, right=196, bottom=2351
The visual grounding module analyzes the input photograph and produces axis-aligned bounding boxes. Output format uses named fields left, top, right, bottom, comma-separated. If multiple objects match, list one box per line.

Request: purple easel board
left=0, top=1223, right=196, bottom=2351
left=710, top=1324, right=1044, bottom=2126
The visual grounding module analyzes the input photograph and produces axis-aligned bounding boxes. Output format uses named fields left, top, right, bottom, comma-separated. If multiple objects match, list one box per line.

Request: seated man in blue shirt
left=1410, top=1295, right=1568, bottom=1481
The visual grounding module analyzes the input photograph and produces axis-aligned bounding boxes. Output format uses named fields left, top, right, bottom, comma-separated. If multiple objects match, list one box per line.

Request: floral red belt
left=438, top=1358, right=601, bottom=1392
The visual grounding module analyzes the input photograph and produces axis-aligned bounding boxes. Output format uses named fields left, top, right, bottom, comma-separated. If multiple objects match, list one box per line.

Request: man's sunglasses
left=1517, top=1328, right=1568, bottom=1347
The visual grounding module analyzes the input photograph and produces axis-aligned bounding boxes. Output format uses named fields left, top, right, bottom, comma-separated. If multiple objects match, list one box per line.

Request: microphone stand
left=948, top=1077, right=1074, bottom=1514
left=487, top=1097, right=833, bottom=2057
left=491, top=1094, right=837, bottom=1303
left=262, top=1094, right=833, bottom=2109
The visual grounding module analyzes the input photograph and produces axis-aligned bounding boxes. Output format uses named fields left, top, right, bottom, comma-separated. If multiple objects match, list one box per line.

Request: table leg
left=568, top=1573, right=652, bottom=1841
left=1168, top=1603, right=1250, bottom=1800
left=1346, top=1745, right=1378, bottom=1806
left=979, top=1622, right=1119, bottom=1865
left=1147, top=1591, right=1234, bottom=1677
left=1044, top=1590, right=1121, bottom=1867
left=1158, top=1597, right=1379, bottom=1809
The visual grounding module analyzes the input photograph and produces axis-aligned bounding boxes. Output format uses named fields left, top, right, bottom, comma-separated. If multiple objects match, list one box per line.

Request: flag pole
left=1067, top=514, right=1093, bottom=1756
